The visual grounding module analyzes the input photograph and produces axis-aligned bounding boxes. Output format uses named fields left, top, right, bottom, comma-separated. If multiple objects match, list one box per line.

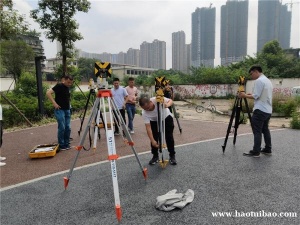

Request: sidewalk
left=0, top=114, right=254, bottom=188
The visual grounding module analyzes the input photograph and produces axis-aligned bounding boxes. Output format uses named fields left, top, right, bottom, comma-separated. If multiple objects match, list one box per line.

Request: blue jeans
left=54, top=109, right=71, bottom=148
left=251, top=109, right=272, bottom=152
left=126, top=104, right=136, bottom=131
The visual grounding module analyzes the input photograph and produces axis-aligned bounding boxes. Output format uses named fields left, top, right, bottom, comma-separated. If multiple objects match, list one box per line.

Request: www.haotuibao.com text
left=211, top=210, right=297, bottom=218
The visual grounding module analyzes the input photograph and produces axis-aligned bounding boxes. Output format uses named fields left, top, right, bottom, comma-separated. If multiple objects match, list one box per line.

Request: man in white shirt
left=139, top=95, right=177, bottom=165
left=239, top=65, right=273, bottom=157
left=111, top=78, right=128, bottom=135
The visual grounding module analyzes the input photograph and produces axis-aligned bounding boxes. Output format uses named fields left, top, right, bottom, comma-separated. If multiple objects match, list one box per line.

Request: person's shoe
left=169, top=155, right=177, bottom=165
left=130, top=130, right=135, bottom=134
left=60, top=146, right=69, bottom=151
left=114, top=131, right=120, bottom=136
left=0, top=156, right=6, bottom=161
left=66, top=146, right=71, bottom=150
left=149, top=156, right=159, bottom=165
left=0, top=162, right=6, bottom=167
left=261, top=148, right=272, bottom=155
left=243, top=150, right=260, bottom=157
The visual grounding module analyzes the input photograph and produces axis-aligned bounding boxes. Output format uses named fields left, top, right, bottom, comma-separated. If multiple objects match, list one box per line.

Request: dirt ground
left=173, top=99, right=292, bottom=128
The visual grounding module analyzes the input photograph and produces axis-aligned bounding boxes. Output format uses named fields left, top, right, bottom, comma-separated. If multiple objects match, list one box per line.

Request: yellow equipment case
left=29, top=144, right=59, bottom=159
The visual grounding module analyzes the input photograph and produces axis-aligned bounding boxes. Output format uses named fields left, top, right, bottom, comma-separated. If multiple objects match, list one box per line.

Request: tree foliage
left=230, top=40, right=300, bottom=78
left=0, top=0, right=29, bottom=40
left=77, top=57, right=96, bottom=81
left=30, top=0, right=91, bottom=75
left=0, top=40, right=34, bottom=82
left=134, top=40, right=300, bottom=86
left=53, top=63, right=81, bottom=85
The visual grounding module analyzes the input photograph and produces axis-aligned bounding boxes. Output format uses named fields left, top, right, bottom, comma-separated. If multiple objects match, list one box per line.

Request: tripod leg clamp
left=108, top=154, right=119, bottom=160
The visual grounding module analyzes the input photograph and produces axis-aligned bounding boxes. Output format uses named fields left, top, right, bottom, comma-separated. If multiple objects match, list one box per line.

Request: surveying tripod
left=222, top=76, right=252, bottom=153
left=63, top=62, right=147, bottom=222
left=155, top=77, right=172, bottom=168
left=77, top=78, right=103, bottom=137
left=171, top=103, right=182, bottom=134
left=164, top=80, right=182, bottom=134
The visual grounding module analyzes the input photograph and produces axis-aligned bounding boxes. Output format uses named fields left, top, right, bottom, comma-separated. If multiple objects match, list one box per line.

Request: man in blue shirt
left=111, top=78, right=128, bottom=135
left=239, top=65, right=273, bottom=157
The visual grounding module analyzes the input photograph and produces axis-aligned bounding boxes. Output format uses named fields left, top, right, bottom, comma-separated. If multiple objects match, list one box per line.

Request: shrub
left=272, top=94, right=298, bottom=116
left=290, top=111, right=300, bottom=129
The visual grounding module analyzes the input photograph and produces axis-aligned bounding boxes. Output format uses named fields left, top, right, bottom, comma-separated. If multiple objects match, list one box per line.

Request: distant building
left=126, top=48, right=140, bottom=66
left=220, top=0, right=248, bottom=66
left=44, top=57, right=156, bottom=81
left=17, top=32, right=45, bottom=68
left=77, top=49, right=101, bottom=60
left=284, top=48, right=300, bottom=59
left=172, top=31, right=190, bottom=73
left=191, top=6, right=216, bottom=68
left=140, top=39, right=166, bottom=69
left=140, top=41, right=151, bottom=68
left=112, top=65, right=157, bottom=80
left=257, top=0, right=291, bottom=52
left=18, top=33, right=45, bottom=57
left=186, top=44, right=191, bottom=73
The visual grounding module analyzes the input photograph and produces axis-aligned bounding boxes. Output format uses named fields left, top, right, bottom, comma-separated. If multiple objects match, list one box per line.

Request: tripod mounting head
left=94, top=62, right=112, bottom=89
left=155, top=76, right=168, bottom=103
left=238, top=76, right=246, bottom=92
left=88, top=78, right=97, bottom=91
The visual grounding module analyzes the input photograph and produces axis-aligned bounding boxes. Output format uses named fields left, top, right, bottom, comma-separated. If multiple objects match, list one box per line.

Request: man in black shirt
left=46, top=75, right=74, bottom=150
left=163, top=82, right=174, bottom=113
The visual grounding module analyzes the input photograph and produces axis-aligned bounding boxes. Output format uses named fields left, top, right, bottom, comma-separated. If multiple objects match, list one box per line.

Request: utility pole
left=35, top=56, right=46, bottom=115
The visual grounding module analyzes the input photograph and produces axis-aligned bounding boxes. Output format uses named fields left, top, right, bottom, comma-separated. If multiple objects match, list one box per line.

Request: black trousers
left=150, top=115, right=175, bottom=157
left=113, top=109, right=126, bottom=133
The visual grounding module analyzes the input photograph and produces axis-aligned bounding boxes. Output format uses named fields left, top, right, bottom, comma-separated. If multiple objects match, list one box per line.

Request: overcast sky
left=14, top=0, right=299, bottom=69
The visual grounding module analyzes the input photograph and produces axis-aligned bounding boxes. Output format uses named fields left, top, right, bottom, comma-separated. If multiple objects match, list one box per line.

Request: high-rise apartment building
left=140, top=41, right=150, bottom=68
left=172, top=31, right=186, bottom=72
left=140, top=39, right=166, bottom=69
left=117, top=52, right=126, bottom=64
left=191, top=6, right=216, bottom=68
left=186, top=44, right=191, bottom=73
left=126, top=48, right=140, bottom=66
left=257, top=0, right=291, bottom=52
left=220, top=0, right=248, bottom=66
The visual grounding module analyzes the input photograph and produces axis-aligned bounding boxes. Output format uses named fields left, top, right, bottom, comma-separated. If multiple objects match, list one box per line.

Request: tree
left=0, top=0, right=29, bottom=40
left=77, top=57, right=96, bottom=81
left=0, top=40, right=34, bottom=82
left=30, top=0, right=91, bottom=76
left=229, top=40, right=300, bottom=78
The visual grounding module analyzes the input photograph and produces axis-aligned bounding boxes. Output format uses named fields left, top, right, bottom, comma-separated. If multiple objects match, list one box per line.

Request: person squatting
left=139, top=95, right=177, bottom=165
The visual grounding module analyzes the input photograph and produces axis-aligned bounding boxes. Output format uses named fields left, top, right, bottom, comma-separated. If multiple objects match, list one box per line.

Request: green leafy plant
left=272, top=94, right=298, bottom=116
left=290, top=111, right=300, bottom=129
